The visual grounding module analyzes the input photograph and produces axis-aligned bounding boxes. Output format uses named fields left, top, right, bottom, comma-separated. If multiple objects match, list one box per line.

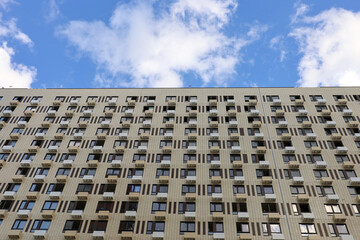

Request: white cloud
left=0, top=15, right=36, bottom=88
left=45, top=0, right=60, bottom=22
left=291, top=1, right=309, bottom=24
left=0, top=42, right=36, bottom=88
left=58, top=0, right=266, bottom=87
left=290, top=8, right=360, bottom=87
left=0, top=0, right=15, bottom=10
left=269, top=35, right=287, bottom=62
left=0, top=16, right=33, bottom=46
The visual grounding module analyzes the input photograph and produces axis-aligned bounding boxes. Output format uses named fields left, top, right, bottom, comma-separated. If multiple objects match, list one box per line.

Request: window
left=146, top=221, right=165, bottom=234
left=183, top=154, right=196, bottom=163
left=47, top=184, right=65, bottom=194
left=210, top=203, right=223, bottom=213
left=108, top=154, right=123, bottom=162
left=19, top=201, right=35, bottom=210
left=261, top=203, right=278, bottom=213
left=316, top=186, right=335, bottom=196
left=328, top=224, right=349, bottom=236
left=31, top=220, right=51, bottom=232
left=233, top=185, right=245, bottom=195
left=88, top=220, right=108, bottom=233
left=180, top=222, right=195, bottom=234
left=299, top=224, right=317, bottom=236
left=182, top=185, right=196, bottom=195
left=152, top=202, right=167, bottom=213
left=207, top=185, right=222, bottom=195
left=178, top=202, right=195, bottom=214
left=0, top=200, right=14, bottom=210
left=106, top=168, right=121, bottom=177
left=96, top=201, right=114, bottom=212
left=283, top=169, right=301, bottom=179
left=12, top=219, right=27, bottom=230
left=67, top=201, right=86, bottom=212
left=76, top=184, right=93, bottom=194
left=236, top=223, right=250, bottom=234
left=335, top=155, right=350, bottom=163
left=118, top=221, right=135, bottom=233
left=126, top=184, right=141, bottom=194
left=290, top=186, right=305, bottom=194
left=325, top=204, right=341, bottom=214
left=98, top=184, right=116, bottom=194
left=348, top=186, right=360, bottom=195
left=313, top=170, right=329, bottom=179
left=120, top=202, right=138, bottom=213
left=256, top=185, right=273, bottom=196
left=156, top=169, right=170, bottom=178
left=232, top=203, right=247, bottom=214
left=56, top=168, right=71, bottom=176
left=208, top=222, right=224, bottom=235
left=262, top=223, right=281, bottom=236
left=352, top=204, right=360, bottom=216
left=63, top=220, right=82, bottom=232
left=79, top=168, right=96, bottom=177
left=42, top=201, right=58, bottom=211
left=6, top=183, right=21, bottom=192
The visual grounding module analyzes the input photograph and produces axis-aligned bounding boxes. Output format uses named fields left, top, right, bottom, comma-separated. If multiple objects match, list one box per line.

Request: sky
left=0, top=0, right=360, bottom=89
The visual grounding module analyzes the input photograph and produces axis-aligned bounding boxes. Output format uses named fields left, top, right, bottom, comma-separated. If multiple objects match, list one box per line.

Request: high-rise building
left=0, top=87, right=359, bottom=240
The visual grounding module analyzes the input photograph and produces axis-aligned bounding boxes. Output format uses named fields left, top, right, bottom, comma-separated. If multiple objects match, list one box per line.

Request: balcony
left=268, top=212, right=280, bottom=222
left=65, top=110, right=74, bottom=117
left=156, top=193, right=168, bottom=200
left=210, top=146, right=220, bottom=153
left=284, top=146, right=295, bottom=153
left=229, top=120, right=237, bottom=127
left=232, top=161, right=242, bottom=168
left=259, top=161, right=270, bottom=168
left=125, top=210, right=137, bottom=219
left=54, top=133, right=64, bottom=140
left=211, top=193, right=223, bottom=201
left=17, top=120, right=27, bottom=127
left=42, top=210, right=54, bottom=219
left=34, top=175, right=46, bottom=182
left=49, top=191, right=61, bottom=199
left=115, top=146, right=125, bottom=153
left=297, top=194, right=309, bottom=202
left=83, top=175, right=94, bottom=183
left=264, top=193, right=276, bottom=202
left=24, top=110, right=34, bottom=117
left=138, top=146, right=148, bottom=153
left=326, top=121, right=336, bottom=127
left=28, top=146, right=39, bottom=153
left=184, top=211, right=196, bottom=220
left=310, top=146, right=321, bottom=153
left=167, top=110, right=175, bottom=116
left=164, top=133, right=173, bottom=139
left=20, top=159, right=31, bottom=166
left=321, top=109, right=331, bottom=116
left=273, top=99, right=282, bottom=105
left=235, top=193, right=247, bottom=202
left=254, top=133, right=264, bottom=139
left=159, top=176, right=169, bottom=183
left=10, top=100, right=19, bottom=106
left=187, top=160, right=197, bottom=168
left=261, top=176, right=272, bottom=184
left=336, top=147, right=348, bottom=153
left=189, top=110, right=197, bottom=116
left=281, top=133, right=291, bottom=140
left=186, top=176, right=196, bottom=183
left=154, top=211, right=166, bottom=220
left=88, top=160, right=99, bottom=167
left=168, top=99, right=176, bottom=105
left=292, top=177, right=304, bottom=185
left=211, top=160, right=221, bottom=168
left=316, top=99, right=326, bottom=104
left=103, top=192, right=114, bottom=200
left=63, top=160, right=74, bottom=167
left=69, top=146, right=79, bottom=153
left=8, top=231, right=22, bottom=239
left=209, top=109, right=218, bottom=116
left=315, top=161, right=327, bottom=168
left=230, top=133, right=239, bottom=139
left=212, top=212, right=223, bottom=220
left=101, top=120, right=110, bottom=127
left=275, top=110, right=284, bottom=116
left=231, top=146, right=241, bottom=153
left=165, top=121, right=174, bottom=128
left=4, top=191, right=16, bottom=199
left=111, top=160, right=121, bottom=167
left=252, top=121, right=261, bottom=127
left=326, top=194, right=339, bottom=203
left=228, top=110, right=236, bottom=116
left=135, top=160, right=145, bottom=168
left=147, top=99, right=155, bottom=105
left=47, top=110, right=56, bottom=116
left=343, top=109, right=353, bottom=115
left=35, top=132, right=45, bottom=139
left=302, top=212, right=315, bottom=221
left=185, top=193, right=196, bottom=201
left=211, top=176, right=221, bottom=183
left=140, top=133, right=150, bottom=139
left=17, top=209, right=30, bottom=218
left=78, top=121, right=88, bottom=127
left=145, top=110, right=153, bottom=116
left=210, top=133, right=219, bottom=139
left=256, top=146, right=266, bottom=153
left=234, top=176, right=245, bottom=184
left=298, top=109, right=308, bottom=115
left=249, top=99, right=257, bottom=105
left=302, top=121, right=312, bottom=128
left=226, top=99, right=235, bottom=105
left=189, top=99, right=197, bottom=105
left=152, top=232, right=164, bottom=239
left=93, top=231, right=105, bottom=239
left=108, top=99, right=117, bottom=105
left=250, top=109, right=259, bottom=115
left=209, top=121, right=218, bottom=127
left=295, top=99, right=304, bottom=105
left=131, top=175, right=143, bottom=183
left=306, top=133, right=317, bottom=140
left=56, top=175, right=68, bottom=183
left=188, top=120, right=197, bottom=127
left=187, top=146, right=197, bottom=153
left=349, top=177, right=360, bottom=185
left=160, top=160, right=171, bottom=167
left=98, top=210, right=110, bottom=219
left=122, top=121, right=131, bottom=127
left=77, top=192, right=89, bottom=200
left=93, top=146, right=103, bottom=153
left=48, top=145, right=59, bottom=152
left=213, top=233, right=225, bottom=239
left=71, top=210, right=83, bottom=219
left=237, top=212, right=249, bottom=221
left=278, top=121, right=288, bottom=127
left=125, top=109, right=134, bottom=116
left=271, top=234, right=285, bottom=240
left=333, top=214, right=347, bottom=223
left=97, top=133, right=107, bottom=140
left=348, top=121, right=359, bottom=127
left=60, top=120, right=69, bottom=127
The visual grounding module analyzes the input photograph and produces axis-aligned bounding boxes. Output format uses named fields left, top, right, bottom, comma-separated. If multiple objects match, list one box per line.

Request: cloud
left=0, top=42, right=36, bottom=88
left=0, top=16, right=36, bottom=88
left=291, top=1, right=309, bottom=24
left=269, top=35, right=287, bottom=62
left=44, top=0, right=61, bottom=22
left=0, top=0, right=15, bottom=10
left=57, top=0, right=266, bottom=87
left=290, top=8, right=360, bottom=87
left=0, top=16, right=33, bottom=46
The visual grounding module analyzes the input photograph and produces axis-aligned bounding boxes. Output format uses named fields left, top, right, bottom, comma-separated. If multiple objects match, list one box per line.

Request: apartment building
left=0, top=87, right=359, bottom=240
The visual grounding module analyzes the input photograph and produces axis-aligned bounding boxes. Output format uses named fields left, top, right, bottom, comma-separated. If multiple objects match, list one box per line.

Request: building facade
left=0, top=87, right=359, bottom=240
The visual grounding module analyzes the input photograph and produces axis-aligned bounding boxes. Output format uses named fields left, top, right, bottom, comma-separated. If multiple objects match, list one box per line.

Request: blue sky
left=0, top=0, right=360, bottom=88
